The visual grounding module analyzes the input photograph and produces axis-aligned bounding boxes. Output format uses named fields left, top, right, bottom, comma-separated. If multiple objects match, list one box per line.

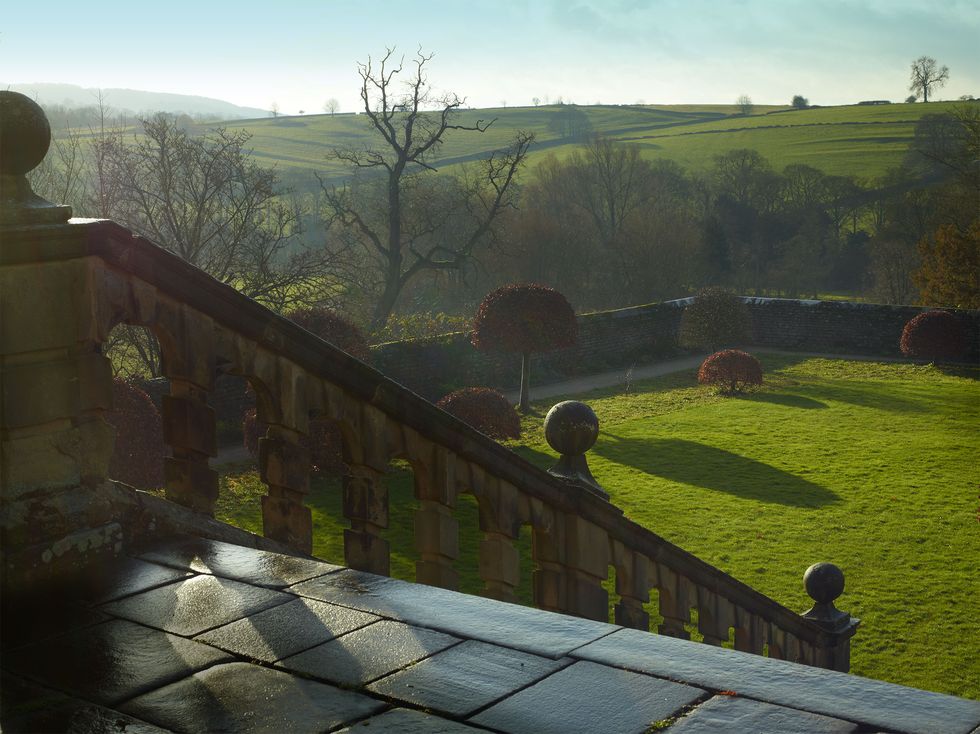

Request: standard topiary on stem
left=471, top=284, right=577, bottom=412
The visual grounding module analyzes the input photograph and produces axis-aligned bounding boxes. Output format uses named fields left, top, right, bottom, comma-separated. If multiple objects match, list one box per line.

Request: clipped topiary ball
left=698, top=349, right=764, bottom=394
left=107, top=378, right=165, bottom=489
left=900, top=310, right=968, bottom=362
left=287, top=307, right=370, bottom=362
left=436, top=388, right=521, bottom=440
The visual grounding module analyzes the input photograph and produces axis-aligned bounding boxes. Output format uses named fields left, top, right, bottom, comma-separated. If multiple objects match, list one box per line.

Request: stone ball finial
left=804, top=562, right=845, bottom=605
left=0, top=91, right=52, bottom=177
left=544, top=401, right=599, bottom=456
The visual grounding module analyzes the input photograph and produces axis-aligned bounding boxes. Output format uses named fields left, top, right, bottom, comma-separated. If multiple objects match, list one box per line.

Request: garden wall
left=141, top=297, right=979, bottom=430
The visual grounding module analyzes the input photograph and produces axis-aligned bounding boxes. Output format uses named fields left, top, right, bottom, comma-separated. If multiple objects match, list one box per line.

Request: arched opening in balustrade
left=102, top=324, right=167, bottom=491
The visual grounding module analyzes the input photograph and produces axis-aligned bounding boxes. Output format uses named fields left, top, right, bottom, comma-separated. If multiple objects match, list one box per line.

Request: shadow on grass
left=937, top=363, right=980, bottom=380
left=740, top=392, right=828, bottom=410
left=593, top=434, right=838, bottom=507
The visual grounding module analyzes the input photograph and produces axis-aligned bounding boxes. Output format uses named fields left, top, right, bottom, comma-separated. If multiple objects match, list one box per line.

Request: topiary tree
left=436, top=388, right=521, bottom=440
left=106, top=378, right=165, bottom=489
left=286, top=306, right=370, bottom=361
left=698, top=349, right=763, bottom=394
left=900, top=310, right=969, bottom=362
left=243, top=408, right=345, bottom=475
left=471, top=284, right=577, bottom=412
left=679, top=287, right=752, bottom=352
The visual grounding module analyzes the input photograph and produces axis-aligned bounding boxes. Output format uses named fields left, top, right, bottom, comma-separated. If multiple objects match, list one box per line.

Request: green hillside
left=195, top=101, right=967, bottom=190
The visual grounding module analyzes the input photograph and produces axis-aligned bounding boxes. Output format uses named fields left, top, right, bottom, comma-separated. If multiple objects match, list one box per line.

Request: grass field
left=214, top=354, right=980, bottom=699
left=176, top=101, right=972, bottom=190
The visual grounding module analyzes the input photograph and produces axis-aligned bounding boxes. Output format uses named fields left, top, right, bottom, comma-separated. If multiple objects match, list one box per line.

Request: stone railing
left=0, top=92, right=858, bottom=671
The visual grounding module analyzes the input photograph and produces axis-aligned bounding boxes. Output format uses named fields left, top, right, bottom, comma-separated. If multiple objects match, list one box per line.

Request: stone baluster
left=612, top=545, right=651, bottom=630
left=343, top=464, right=389, bottom=575
left=656, top=565, right=692, bottom=639
left=414, top=446, right=460, bottom=590
left=800, top=562, right=860, bottom=672
left=477, top=474, right=522, bottom=604
left=697, top=586, right=736, bottom=647
left=259, top=424, right=312, bottom=553
left=733, top=606, right=767, bottom=655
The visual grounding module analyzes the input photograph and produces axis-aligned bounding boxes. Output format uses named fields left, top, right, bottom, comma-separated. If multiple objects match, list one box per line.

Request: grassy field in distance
left=214, top=354, right=980, bottom=700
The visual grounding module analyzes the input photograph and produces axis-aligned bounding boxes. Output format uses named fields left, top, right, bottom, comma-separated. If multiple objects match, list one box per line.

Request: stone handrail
left=0, top=91, right=858, bottom=672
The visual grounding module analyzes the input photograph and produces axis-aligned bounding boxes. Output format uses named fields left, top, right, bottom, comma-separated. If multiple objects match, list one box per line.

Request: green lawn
left=215, top=354, right=980, bottom=699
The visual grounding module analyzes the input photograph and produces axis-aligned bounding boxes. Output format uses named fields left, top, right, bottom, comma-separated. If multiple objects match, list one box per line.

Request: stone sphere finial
left=804, top=562, right=845, bottom=604
left=0, top=91, right=71, bottom=225
left=0, top=92, right=52, bottom=177
left=543, top=401, right=606, bottom=499
left=544, top=401, right=599, bottom=456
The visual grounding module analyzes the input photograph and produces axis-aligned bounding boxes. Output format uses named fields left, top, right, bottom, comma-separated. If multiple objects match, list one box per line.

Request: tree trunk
left=519, top=351, right=531, bottom=413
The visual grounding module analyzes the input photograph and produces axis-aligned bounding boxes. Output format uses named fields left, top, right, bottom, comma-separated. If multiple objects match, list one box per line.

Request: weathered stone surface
left=0, top=672, right=170, bottom=734
left=572, top=628, right=980, bottom=734
left=100, top=574, right=292, bottom=636
left=139, top=536, right=338, bottom=588
left=278, top=619, right=459, bottom=686
left=369, top=639, right=568, bottom=717
left=2, top=619, right=231, bottom=705
left=469, top=660, right=705, bottom=734
left=292, top=569, right=615, bottom=658
left=75, top=556, right=192, bottom=604
left=670, top=695, right=859, bottom=733
left=336, top=708, right=486, bottom=732
left=120, top=661, right=384, bottom=733
left=196, top=596, right=379, bottom=662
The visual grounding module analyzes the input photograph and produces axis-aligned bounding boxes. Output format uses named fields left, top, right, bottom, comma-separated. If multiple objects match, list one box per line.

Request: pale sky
left=3, top=0, right=978, bottom=114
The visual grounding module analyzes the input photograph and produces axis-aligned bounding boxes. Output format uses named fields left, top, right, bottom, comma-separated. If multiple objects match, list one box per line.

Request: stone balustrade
left=0, top=91, right=858, bottom=672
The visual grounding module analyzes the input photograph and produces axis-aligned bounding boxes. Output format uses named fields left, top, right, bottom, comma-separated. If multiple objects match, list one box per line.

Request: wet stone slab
left=278, top=619, right=460, bottom=687
left=120, top=661, right=385, bottom=733
left=337, top=707, right=488, bottom=732
left=468, top=659, right=706, bottom=734
left=1, top=619, right=232, bottom=706
left=572, top=628, right=980, bottom=734
left=291, top=569, right=616, bottom=658
left=100, top=574, right=293, bottom=636
left=196, top=596, right=380, bottom=662
left=369, top=639, right=569, bottom=717
left=1, top=599, right=109, bottom=652
left=139, top=536, right=340, bottom=588
left=669, top=695, right=860, bottom=733
left=74, top=556, right=193, bottom=605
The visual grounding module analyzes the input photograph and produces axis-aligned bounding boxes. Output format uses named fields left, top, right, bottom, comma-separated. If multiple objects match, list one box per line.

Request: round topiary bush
left=698, top=349, right=764, bottom=394
left=106, top=378, right=165, bottom=489
left=436, top=388, right=521, bottom=440
left=900, top=310, right=968, bottom=362
left=679, top=287, right=751, bottom=351
left=286, top=307, right=370, bottom=362
left=243, top=408, right=345, bottom=475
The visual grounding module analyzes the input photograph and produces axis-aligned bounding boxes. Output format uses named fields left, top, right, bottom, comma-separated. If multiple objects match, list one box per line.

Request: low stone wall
left=141, top=297, right=980, bottom=424
left=372, top=297, right=980, bottom=399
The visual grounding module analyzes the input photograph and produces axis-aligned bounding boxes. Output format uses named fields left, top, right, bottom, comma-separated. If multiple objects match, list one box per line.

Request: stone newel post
left=801, top=562, right=860, bottom=672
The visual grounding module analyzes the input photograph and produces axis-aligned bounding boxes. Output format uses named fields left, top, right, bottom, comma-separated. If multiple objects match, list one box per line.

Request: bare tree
left=909, top=56, right=949, bottom=103
left=532, top=96, right=541, bottom=107
left=270, top=101, right=280, bottom=117
left=320, top=48, right=534, bottom=326
left=736, top=95, right=754, bottom=115
left=324, top=98, right=340, bottom=116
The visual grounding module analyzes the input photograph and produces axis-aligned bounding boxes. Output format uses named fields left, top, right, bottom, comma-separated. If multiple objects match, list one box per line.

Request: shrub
left=472, top=284, right=577, bottom=411
left=900, top=310, right=969, bottom=361
left=243, top=408, right=345, bottom=475
left=436, top=388, right=521, bottom=440
left=679, top=287, right=752, bottom=351
left=698, top=349, right=764, bottom=394
left=286, top=307, right=370, bottom=361
left=106, top=378, right=165, bottom=489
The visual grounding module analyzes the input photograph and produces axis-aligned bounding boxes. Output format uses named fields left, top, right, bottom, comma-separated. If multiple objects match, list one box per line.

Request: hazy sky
left=3, top=0, right=978, bottom=113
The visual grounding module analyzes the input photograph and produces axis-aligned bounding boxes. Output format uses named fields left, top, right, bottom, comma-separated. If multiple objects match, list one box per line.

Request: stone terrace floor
left=2, top=537, right=978, bottom=734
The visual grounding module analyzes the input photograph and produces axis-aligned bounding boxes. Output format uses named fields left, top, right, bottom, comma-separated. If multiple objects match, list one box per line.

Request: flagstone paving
left=2, top=536, right=978, bottom=733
